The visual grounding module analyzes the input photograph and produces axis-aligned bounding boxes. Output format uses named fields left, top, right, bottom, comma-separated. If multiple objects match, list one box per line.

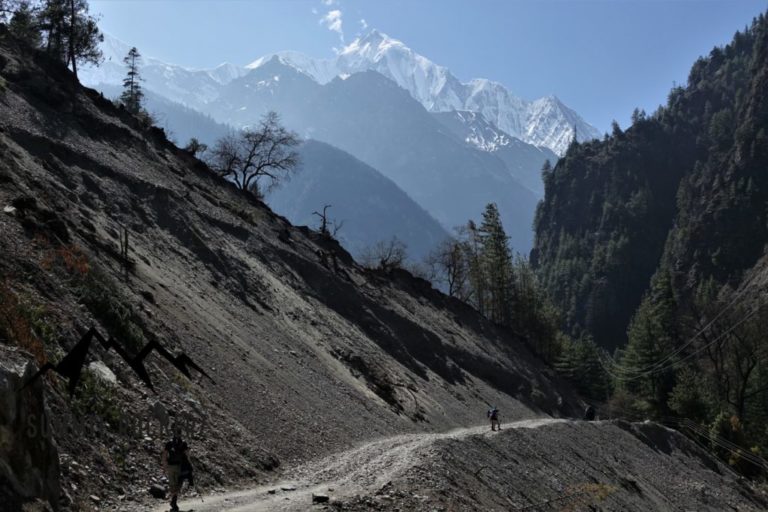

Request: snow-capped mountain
left=80, top=34, right=246, bottom=107
left=247, top=30, right=601, bottom=155
left=83, top=31, right=598, bottom=155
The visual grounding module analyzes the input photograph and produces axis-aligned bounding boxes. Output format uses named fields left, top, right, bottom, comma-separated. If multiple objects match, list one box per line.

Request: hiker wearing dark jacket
left=488, top=406, right=501, bottom=431
left=162, top=425, right=189, bottom=512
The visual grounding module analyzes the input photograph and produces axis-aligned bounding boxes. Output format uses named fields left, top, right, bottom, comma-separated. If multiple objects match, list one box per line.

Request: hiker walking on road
left=488, top=406, right=501, bottom=431
left=162, top=425, right=190, bottom=512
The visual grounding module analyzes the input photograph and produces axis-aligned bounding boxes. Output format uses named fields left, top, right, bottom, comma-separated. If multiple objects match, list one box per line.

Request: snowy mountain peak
left=245, top=51, right=338, bottom=84
left=341, top=29, right=408, bottom=58
left=207, top=62, right=248, bottom=84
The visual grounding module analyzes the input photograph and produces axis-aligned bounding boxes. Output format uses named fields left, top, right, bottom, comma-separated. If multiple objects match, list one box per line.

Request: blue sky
left=90, top=0, right=767, bottom=133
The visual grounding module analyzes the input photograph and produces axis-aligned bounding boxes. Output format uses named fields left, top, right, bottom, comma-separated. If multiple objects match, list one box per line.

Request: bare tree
left=208, top=111, right=300, bottom=197
left=313, top=204, right=344, bottom=238
left=360, top=237, right=407, bottom=271
left=425, top=235, right=471, bottom=300
left=313, top=204, right=332, bottom=236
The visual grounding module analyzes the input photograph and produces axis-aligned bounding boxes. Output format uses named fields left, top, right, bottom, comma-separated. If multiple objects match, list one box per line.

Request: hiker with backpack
left=487, top=405, right=501, bottom=431
left=162, top=425, right=190, bottom=512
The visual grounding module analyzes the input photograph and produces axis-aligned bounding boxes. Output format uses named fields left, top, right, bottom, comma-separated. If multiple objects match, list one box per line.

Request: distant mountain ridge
left=82, top=30, right=599, bottom=156
left=432, top=110, right=558, bottom=196
left=247, top=30, right=601, bottom=155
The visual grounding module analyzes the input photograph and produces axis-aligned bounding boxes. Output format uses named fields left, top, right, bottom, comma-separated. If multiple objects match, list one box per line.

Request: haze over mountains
left=81, top=30, right=598, bottom=258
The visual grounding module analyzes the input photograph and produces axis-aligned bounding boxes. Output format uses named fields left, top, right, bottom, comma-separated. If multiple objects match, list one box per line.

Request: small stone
left=89, top=495, right=100, bottom=503
left=3, top=205, right=16, bottom=215
left=268, top=489, right=277, bottom=494
left=313, top=494, right=330, bottom=504
left=281, top=485, right=297, bottom=492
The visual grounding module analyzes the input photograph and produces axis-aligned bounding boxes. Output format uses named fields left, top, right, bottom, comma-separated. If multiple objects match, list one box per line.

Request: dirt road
left=164, top=417, right=566, bottom=512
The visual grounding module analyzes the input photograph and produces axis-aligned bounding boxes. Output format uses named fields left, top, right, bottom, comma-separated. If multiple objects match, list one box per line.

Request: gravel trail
left=166, top=417, right=566, bottom=512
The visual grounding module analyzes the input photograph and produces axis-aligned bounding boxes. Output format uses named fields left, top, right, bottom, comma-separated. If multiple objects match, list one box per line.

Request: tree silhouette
left=120, top=46, right=144, bottom=114
left=208, top=112, right=300, bottom=197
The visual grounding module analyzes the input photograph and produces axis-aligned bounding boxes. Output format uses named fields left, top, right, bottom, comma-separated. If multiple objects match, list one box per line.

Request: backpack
left=488, top=408, right=499, bottom=420
left=166, top=438, right=187, bottom=465
left=180, top=458, right=194, bottom=485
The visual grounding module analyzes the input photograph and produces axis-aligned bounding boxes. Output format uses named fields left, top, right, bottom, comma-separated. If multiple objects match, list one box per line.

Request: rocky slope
left=332, top=420, right=768, bottom=511
left=0, top=27, right=577, bottom=510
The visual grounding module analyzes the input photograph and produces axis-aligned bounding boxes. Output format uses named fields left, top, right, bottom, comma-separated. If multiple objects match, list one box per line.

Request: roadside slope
left=0, top=28, right=576, bottom=509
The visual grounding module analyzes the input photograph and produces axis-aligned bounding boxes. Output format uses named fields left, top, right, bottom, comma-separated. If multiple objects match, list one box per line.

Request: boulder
left=88, top=361, right=117, bottom=385
left=0, top=347, right=60, bottom=510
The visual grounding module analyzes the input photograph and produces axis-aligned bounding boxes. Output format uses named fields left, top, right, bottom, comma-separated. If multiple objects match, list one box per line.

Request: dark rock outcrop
left=0, top=347, right=59, bottom=510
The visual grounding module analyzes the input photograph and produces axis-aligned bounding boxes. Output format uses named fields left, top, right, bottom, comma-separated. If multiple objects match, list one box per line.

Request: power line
left=602, top=272, right=766, bottom=378
left=598, top=293, right=766, bottom=383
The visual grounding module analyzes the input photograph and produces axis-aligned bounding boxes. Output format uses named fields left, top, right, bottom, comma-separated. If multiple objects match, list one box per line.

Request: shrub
left=0, top=280, right=51, bottom=366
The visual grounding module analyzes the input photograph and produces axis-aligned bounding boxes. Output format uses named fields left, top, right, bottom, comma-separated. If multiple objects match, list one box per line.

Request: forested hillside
left=533, top=11, right=768, bottom=472
left=533, top=12, right=768, bottom=350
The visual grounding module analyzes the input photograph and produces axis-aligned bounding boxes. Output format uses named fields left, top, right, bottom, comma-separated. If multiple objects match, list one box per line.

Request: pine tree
left=120, top=47, right=143, bottom=114
left=8, top=1, right=41, bottom=47
left=555, top=334, right=611, bottom=400
left=616, top=280, right=678, bottom=418
left=39, top=0, right=102, bottom=81
left=38, top=0, right=67, bottom=61
left=478, top=203, right=513, bottom=326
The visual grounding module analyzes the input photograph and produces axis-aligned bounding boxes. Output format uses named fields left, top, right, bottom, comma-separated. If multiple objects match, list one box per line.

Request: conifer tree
left=38, top=0, right=102, bottom=81
left=8, top=1, right=40, bottom=46
left=478, top=203, right=513, bottom=325
left=120, top=46, right=143, bottom=114
left=555, top=334, right=611, bottom=400
left=616, top=274, right=678, bottom=418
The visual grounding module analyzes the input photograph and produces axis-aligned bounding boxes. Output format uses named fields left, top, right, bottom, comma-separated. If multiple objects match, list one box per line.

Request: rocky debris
left=0, top=347, right=59, bottom=510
